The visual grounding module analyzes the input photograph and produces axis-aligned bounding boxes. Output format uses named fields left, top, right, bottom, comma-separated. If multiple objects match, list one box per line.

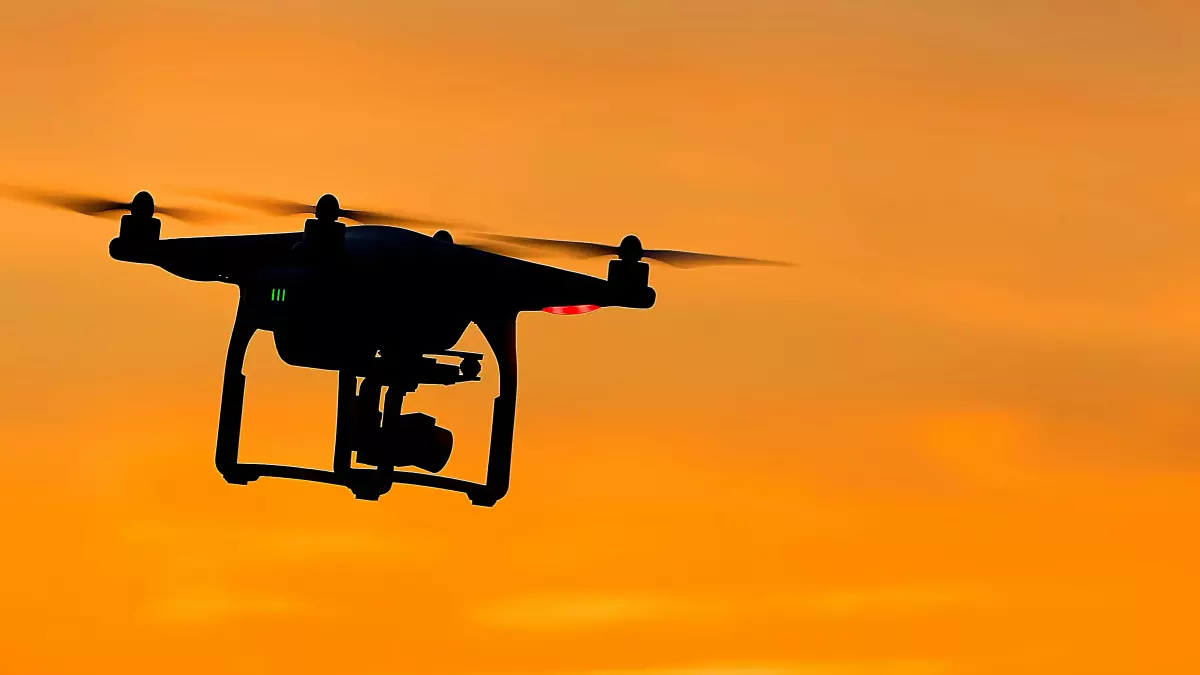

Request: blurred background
left=2, top=1, right=1199, bottom=673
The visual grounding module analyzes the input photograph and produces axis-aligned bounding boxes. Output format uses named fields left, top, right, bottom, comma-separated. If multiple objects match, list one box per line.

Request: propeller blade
left=642, top=249, right=793, bottom=268
left=196, top=190, right=462, bottom=229
left=0, top=185, right=222, bottom=223
left=153, top=205, right=226, bottom=224
left=0, top=186, right=127, bottom=216
left=338, top=208, right=459, bottom=229
left=190, top=191, right=312, bottom=216
left=459, top=241, right=540, bottom=258
left=473, top=233, right=618, bottom=258
left=472, top=232, right=791, bottom=268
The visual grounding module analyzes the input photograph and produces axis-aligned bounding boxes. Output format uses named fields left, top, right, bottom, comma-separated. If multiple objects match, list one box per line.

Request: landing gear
left=212, top=300, right=519, bottom=506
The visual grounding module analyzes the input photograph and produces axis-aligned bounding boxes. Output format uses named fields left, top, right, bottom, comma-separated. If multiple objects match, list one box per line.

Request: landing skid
left=219, top=463, right=498, bottom=505
left=213, top=302, right=517, bottom=507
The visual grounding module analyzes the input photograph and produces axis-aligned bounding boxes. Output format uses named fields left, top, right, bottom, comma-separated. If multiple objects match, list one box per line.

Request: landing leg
left=473, top=314, right=518, bottom=507
left=332, top=370, right=358, bottom=476
left=215, top=309, right=257, bottom=485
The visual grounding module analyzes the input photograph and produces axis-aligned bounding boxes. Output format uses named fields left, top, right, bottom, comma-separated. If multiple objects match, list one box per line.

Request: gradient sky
left=2, top=1, right=1200, bottom=673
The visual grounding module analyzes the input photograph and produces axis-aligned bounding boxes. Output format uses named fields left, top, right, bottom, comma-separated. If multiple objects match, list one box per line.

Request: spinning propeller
left=467, top=233, right=791, bottom=268
left=0, top=185, right=220, bottom=223
left=195, top=191, right=460, bottom=229
left=0, top=184, right=789, bottom=268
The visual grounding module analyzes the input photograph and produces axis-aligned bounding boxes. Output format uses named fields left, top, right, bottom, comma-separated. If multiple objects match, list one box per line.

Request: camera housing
left=357, top=411, right=454, bottom=474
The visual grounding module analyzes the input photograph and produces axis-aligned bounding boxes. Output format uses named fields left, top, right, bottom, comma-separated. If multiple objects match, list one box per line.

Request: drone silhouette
left=3, top=186, right=787, bottom=506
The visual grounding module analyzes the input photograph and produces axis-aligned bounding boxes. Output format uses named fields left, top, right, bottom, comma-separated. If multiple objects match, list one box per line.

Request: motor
left=117, top=191, right=161, bottom=242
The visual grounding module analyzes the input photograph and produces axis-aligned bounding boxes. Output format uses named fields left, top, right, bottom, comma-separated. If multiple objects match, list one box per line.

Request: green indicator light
left=281, top=288, right=286, bottom=301
left=270, top=289, right=276, bottom=301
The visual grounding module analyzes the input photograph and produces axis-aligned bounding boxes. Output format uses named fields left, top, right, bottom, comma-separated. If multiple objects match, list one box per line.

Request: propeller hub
left=130, top=191, right=155, bottom=219
left=315, top=193, right=341, bottom=222
left=618, top=234, right=643, bottom=262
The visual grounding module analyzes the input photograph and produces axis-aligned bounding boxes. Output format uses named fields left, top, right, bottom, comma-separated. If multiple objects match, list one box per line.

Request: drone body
left=5, top=187, right=782, bottom=506
left=110, top=196, right=658, bottom=506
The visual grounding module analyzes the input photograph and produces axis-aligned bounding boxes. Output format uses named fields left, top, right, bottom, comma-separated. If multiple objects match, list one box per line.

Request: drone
left=3, top=186, right=787, bottom=506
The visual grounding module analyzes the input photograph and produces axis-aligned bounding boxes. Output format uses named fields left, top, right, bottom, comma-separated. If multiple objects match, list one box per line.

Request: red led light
left=541, top=304, right=600, bottom=315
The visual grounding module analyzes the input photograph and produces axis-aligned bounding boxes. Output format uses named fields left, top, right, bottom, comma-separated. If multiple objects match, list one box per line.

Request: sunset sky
left=2, top=1, right=1200, bottom=673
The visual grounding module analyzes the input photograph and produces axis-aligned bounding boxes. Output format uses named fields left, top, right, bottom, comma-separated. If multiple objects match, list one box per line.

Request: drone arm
left=474, top=313, right=518, bottom=506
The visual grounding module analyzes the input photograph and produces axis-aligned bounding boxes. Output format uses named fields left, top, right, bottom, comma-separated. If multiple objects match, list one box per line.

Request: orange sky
left=3, top=1, right=1200, bottom=673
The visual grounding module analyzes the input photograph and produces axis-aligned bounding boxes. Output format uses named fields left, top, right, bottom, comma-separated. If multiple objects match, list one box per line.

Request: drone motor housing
left=608, top=259, right=649, bottom=287
left=300, top=217, right=346, bottom=254
left=118, top=213, right=161, bottom=242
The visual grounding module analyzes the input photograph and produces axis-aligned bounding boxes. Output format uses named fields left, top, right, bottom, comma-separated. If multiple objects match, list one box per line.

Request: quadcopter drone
left=4, top=187, right=786, bottom=506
